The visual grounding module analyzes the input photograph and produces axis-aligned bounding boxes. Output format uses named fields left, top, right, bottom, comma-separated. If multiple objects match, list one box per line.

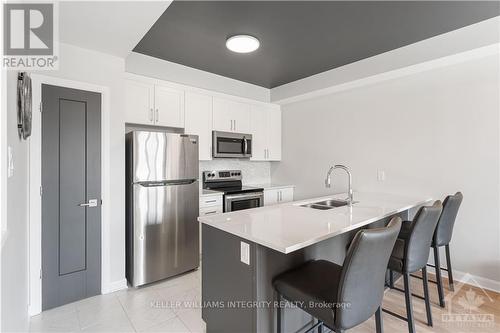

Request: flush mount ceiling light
left=226, top=35, right=260, bottom=53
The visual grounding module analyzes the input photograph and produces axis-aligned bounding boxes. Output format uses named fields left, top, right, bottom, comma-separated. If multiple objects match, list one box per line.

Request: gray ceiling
left=134, top=1, right=500, bottom=88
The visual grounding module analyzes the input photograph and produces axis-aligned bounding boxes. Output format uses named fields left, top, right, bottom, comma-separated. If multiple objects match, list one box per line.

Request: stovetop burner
left=202, top=170, right=263, bottom=194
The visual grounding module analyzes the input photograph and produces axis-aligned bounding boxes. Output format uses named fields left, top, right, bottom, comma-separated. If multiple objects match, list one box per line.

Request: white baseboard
left=452, top=270, right=500, bottom=294
left=102, top=278, right=128, bottom=294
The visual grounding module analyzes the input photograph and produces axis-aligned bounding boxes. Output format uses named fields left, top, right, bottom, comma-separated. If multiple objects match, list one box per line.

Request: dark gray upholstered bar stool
left=429, top=192, right=463, bottom=307
left=273, top=217, right=402, bottom=333
left=408, top=193, right=463, bottom=307
left=385, top=201, right=443, bottom=333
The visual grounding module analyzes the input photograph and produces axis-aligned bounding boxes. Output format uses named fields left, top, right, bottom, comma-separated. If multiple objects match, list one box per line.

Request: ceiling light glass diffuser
left=226, top=35, right=260, bottom=53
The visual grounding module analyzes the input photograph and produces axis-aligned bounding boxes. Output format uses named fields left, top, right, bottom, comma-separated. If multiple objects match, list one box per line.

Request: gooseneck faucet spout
left=325, top=164, right=354, bottom=206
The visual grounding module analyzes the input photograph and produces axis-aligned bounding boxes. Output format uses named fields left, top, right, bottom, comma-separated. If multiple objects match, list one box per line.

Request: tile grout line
left=116, top=293, right=139, bottom=333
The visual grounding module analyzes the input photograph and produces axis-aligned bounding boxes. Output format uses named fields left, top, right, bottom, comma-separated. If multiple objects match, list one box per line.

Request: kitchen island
left=199, top=192, right=431, bottom=333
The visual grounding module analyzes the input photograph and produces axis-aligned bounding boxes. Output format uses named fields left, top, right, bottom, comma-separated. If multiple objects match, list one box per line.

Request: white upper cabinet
left=125, top=80, right=154, bottom=125
left=185, top=92, right=213, bottom=160
left=154, top=84, right=184, bottom=128
left=124, top=75, right=280, bottom=161
left=250, top=106, right=267, bottom=160
left=250, top=105, right=281, bottom=161
left=125, top=79, right=184, bottom=128
left=266, top=108, right=282, bottom=161
left=213, top=97, right=251, bottom=133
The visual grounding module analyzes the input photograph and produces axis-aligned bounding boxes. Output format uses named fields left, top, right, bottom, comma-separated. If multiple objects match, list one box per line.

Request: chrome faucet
left=325, top=164, right=354, bottom=206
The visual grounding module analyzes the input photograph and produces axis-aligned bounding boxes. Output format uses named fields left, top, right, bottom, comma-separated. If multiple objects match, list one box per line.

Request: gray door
left=42, top=84, right=101, bottom=310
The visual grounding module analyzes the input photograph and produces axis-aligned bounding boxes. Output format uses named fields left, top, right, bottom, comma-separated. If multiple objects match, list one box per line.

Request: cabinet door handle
left=234, top=120, right=236, bottom=131
left=204, top=210, right=217, bottom=215
left=155, top=109, right=159, bottom=123
left=230, top=120, right=233, bottom=131
left=149, top=108, right=154, bottom=122
left=276, top=191, right=279, bottom=202
left=280, top=191, right=282, bottom=201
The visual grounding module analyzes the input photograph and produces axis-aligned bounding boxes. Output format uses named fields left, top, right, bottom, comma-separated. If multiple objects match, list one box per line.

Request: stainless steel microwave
left=212, top=131, right=252, bottom=158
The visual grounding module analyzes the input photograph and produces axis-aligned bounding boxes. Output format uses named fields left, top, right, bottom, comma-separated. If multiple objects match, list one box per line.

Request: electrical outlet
left=240, top=241, right=250, bottom=265
left=377, top=170, right=385, bottom=182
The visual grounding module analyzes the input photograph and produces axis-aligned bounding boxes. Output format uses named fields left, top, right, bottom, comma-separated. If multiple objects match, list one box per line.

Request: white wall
left=1, top=71, right=30, bottom=332
left=271, top=54, right=500, bottom=285
left=126, top=52, right=270, bottom=102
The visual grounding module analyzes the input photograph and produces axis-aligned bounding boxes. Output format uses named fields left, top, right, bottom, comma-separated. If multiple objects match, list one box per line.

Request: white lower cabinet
left=199, top=193, right=223, bottom=254
left=264, top=187, right=294, bottom=206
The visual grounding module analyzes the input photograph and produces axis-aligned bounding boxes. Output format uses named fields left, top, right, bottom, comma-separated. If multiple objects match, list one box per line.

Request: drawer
left=200, top=195, right=222, bottom=208
left=200, top=206, right=223, bottom=216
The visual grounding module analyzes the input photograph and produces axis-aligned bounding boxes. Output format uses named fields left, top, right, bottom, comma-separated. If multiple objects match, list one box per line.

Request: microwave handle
left=243, top=136, right=248, bottom=155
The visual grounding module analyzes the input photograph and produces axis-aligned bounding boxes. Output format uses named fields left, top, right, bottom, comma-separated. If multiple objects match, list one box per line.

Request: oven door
left=224, top=192, right=263, bottom=212
left=213, top=131, right=252, bottom=158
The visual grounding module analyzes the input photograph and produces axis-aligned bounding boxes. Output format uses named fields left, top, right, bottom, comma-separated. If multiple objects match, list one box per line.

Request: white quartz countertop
left=200, top=189, right=223, bottom=196
left=198, top=192, right=432, bottom=254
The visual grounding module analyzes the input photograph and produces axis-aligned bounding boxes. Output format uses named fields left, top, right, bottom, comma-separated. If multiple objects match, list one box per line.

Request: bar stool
left=273, top=217, right=402, bottom=333
left=429, top=192, right=463, bottom=307
left=385, top=201, right=442, bottom=333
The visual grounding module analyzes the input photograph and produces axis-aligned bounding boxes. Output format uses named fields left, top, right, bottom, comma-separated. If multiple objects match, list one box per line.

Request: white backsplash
left=200, top=160, right=271, bottom=185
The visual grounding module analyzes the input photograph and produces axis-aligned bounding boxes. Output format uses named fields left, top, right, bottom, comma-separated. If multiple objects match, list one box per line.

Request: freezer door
left=129, top=131, right=199, bottom=182
left=130, top=180, right=200, bottom=287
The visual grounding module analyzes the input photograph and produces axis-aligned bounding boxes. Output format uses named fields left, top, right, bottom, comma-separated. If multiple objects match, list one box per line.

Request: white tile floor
left=29, top=269, right=206, bottom=333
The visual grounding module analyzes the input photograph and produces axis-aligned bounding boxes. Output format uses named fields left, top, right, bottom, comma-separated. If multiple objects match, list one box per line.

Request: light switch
left=240, top=241, right=250, bottom=265
left=7, top=146, right=14, bottom=178
left=377, top=170, right=385, bottom=182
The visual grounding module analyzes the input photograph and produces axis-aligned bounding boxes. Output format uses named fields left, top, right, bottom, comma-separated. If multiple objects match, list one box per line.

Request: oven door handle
left=225, top=192, right=263, bottom=201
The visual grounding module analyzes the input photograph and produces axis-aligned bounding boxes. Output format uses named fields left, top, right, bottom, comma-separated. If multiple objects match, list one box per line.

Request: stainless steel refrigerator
left=126, top=131, right=199, bottom=287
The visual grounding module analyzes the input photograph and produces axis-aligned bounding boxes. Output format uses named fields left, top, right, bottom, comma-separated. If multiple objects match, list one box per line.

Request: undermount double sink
left=300, top=199, right=356, bottom=210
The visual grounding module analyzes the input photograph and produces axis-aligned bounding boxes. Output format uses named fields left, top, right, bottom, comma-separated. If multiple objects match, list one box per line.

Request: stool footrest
left=382, top=308, right=408, bottom=322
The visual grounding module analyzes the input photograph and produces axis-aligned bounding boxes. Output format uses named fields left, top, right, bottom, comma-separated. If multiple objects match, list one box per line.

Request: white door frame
left=29, top=74, right=112, bottom=316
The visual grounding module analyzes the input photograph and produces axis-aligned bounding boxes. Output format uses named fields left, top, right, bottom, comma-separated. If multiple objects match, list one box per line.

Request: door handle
left=155, top=109, right=159, bottom=123
left=149, top=108, right=154, bottom=122
left=234, top=120, right=236, bottom=131
left=78, top=199, right=98, bottom=207
left=279, top=191, right=282, bottom=201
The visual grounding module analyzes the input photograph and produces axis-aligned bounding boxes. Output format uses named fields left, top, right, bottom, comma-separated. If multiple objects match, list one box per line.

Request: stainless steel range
left=202, top=170, right=264, bottom=212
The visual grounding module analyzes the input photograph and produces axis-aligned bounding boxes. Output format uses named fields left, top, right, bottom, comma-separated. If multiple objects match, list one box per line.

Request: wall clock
left=17, top=72, right=32, bottom=140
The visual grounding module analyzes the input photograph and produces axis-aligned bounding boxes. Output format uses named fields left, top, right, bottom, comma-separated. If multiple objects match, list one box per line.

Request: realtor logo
left=3, top=2, right=58, bottom=69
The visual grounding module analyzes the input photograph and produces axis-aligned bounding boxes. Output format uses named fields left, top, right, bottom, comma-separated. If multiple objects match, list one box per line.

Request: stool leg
left=422, top=267, right=433, bottom=327
left=445, top=244, right=455, bottom=292
left=403, top=273, right=416, bottom=333
left=433, top=245, right=445, bottom=307
left=276, top=294, right=282, bottom=333
left=375, top=306, right=384, bottom=333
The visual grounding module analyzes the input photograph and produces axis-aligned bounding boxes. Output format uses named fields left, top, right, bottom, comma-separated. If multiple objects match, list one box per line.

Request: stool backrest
left=405, top=201, right=443, bottom=272
left=335, top=217, right=402, bottom=330
left=434, top=192, right=463, bottom=247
